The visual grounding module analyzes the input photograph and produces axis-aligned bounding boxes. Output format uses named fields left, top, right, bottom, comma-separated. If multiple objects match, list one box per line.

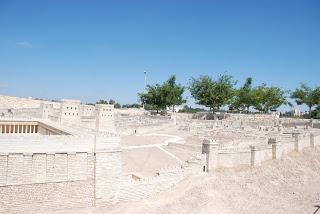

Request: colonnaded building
left=0, top=95, right=320, bottom=213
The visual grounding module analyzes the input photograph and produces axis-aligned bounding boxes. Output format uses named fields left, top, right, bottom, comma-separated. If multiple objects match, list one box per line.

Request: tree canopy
left=291, top=83, right=320, bottom=112
left=139, top=75, right=185, bottom=113
left=230, top=77, right=255, bottom=112
left=96, top=99, right=109, bottom=104
left=189, top=74, right=236, bottom=113
left=162, top=75, right=186, bottom=111
left=252, top=84, right=289, bottom=113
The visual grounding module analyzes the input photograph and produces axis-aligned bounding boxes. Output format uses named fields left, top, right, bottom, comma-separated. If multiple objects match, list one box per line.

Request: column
left=268, top=137, right=282, bottom=159
left=310, top=133, right=315, bottom=148
left=250, top=146, right=256, bottom=166
left=293, top=133, right=301, bottom=152
left=29, top=125, right=32, bottom=134
left=9, top=125, right=11, bottom=133
left=17, top=125, right=20, bottom=133
left=13, top=125, right=15, bottom=134
left=0, top=125, right=2, bottom=133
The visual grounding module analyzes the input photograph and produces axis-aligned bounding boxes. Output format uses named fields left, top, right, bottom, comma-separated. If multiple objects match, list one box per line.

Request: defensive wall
left=201, top=131, right=320, bottom=172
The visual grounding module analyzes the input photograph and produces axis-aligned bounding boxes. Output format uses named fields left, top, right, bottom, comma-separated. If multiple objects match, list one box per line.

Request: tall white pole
left=143, top=71, right=147, bottom=109
left=144, top=71, right=147, bottom=92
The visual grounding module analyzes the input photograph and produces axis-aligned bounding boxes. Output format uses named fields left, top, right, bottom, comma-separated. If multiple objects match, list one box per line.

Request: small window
left=65, top=113, right=67, bottom=115
left=67, top=107, right=69, bottom=109
left=71, top=107, right=73, bottom=109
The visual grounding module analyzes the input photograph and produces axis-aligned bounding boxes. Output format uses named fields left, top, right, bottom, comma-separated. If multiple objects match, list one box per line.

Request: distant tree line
left=93, top=99, right=141, bottom=109
left=138, top=74, right=320, bottom=118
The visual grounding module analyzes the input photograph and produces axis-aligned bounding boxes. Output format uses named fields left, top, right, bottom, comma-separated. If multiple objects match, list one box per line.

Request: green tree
left=252, top=84, right=288, bottom=113
left=162, top=75, right=186, bottom=112
left=291, top=83, right=320, bottom=114
left=189, top=74, right=236, bottom=113
left=109, top=99, right=115, bottom=105
left=96, top=99, right=108, bottom=104
left=310, top=106, right=320, bottom=119
left=114, top=103, right=121, bottom=109
left=138, top=75, right=186, bottom=113
left=230, top=77, right=255, bottom=113
left=138, top=84, right=166, bottom=113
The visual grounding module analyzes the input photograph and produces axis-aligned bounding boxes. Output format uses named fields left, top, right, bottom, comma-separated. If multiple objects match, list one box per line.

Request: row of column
left=0, top=124, right=38, bottom=134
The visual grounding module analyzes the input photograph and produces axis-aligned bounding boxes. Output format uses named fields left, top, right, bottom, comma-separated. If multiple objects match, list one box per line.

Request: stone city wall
left=202, top=132, right=320, bottom=172
left=0, top=152, right=95, bottom=213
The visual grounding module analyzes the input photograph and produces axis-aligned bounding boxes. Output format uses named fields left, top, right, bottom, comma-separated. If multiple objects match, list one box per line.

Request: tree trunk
left=309, top=106, right=312, bottom=118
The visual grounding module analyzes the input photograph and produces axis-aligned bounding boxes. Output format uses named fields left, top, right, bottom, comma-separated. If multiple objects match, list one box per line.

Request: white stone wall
left=95, top=104, right=115, bottom=132
left=204, top=132, right=320, bottom=170
left=0, top=152, right=93, bottom=186
left=218, top=149, right=251, bottom=167
left=40, top=103, right=54, bottom=119
left=80, top=104, right=95, bottom=117
left=60, top=99, right=81, bottom=121
left=95, top=151, right=122, bottom=205
left=0, top=152, right=95, bottom=213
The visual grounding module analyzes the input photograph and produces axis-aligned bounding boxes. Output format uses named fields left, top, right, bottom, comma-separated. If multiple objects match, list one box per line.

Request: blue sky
left=0, top=0, right=319, bottom=109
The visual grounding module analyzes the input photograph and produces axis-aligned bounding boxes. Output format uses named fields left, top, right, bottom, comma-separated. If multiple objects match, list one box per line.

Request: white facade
left=60, top=99, right=81, bottom=121
left=95, top=104, right=115, bottom=132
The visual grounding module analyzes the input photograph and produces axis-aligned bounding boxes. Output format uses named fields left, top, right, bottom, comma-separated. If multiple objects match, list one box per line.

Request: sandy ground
left=122, top=147, right=179, bottom=177
left=121, top=135, right=172, bottom=147
left=51, top=147, right=320, bottom=214
left=120, top=127, right=201, bottom=176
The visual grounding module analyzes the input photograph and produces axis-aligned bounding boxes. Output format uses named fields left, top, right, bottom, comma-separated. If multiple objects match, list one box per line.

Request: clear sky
left=0, top=0, right=319, bottom=108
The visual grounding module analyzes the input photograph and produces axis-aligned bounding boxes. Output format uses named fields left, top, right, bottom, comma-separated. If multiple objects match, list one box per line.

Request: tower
left=201, top=139, right=219, bottom=173
left=40, top=103, right=54, bottom=120
left=95, top=104, right=115, bottom=133
left=60, top=99, right=81, bottom=122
